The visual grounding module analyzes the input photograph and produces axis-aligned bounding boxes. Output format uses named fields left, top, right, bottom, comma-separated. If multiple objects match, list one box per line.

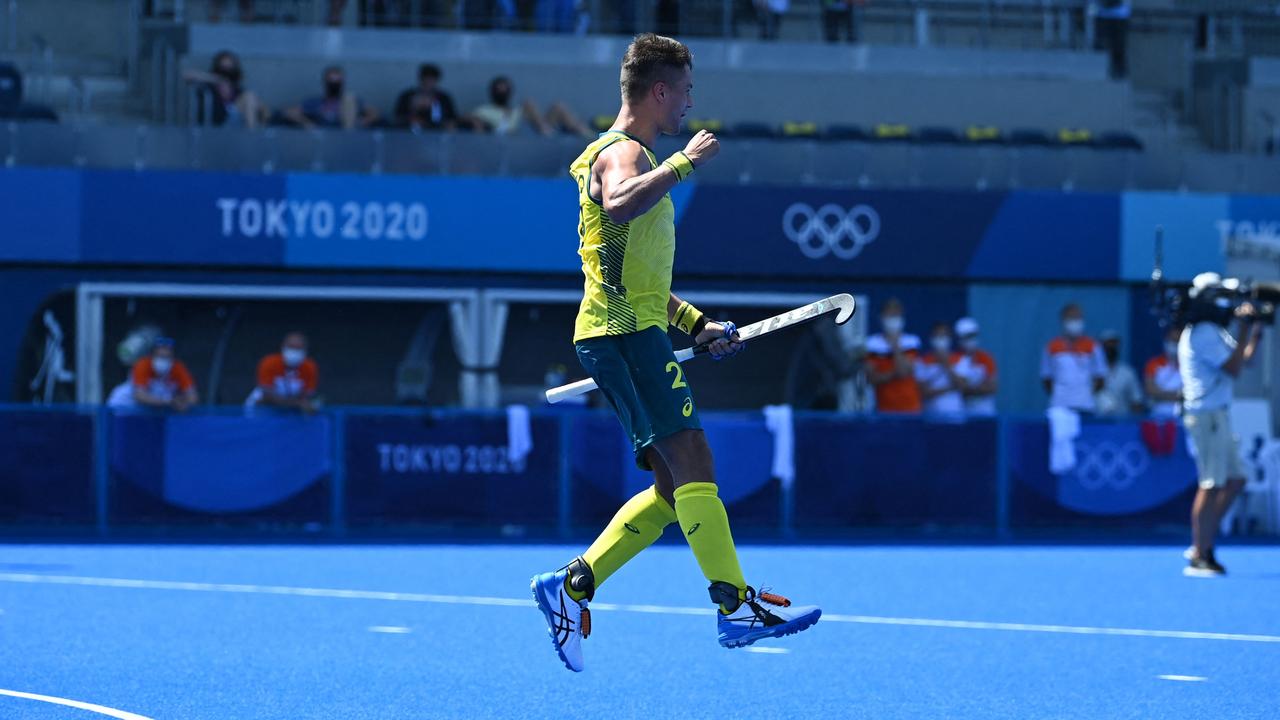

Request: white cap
left=1189, top=272, right=1223, bottom=298
left=954, top=317, right=979, bottom=336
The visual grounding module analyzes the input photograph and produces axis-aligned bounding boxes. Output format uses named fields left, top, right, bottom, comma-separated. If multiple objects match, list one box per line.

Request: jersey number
left=665, top=362, right=687, bottom=390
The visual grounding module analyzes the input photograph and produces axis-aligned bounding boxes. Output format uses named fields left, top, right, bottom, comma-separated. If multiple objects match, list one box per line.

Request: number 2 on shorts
left=665, top=361, right=687, bottom=390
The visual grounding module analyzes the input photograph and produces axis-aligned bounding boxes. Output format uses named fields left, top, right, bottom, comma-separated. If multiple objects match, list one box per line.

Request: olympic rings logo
left=1074, top=441, right=1150, bottom=491
left=782, top=203, right=881, bottom=260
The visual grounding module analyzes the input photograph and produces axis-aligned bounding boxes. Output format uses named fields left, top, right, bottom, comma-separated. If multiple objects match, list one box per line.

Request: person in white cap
left=1179, top=272, right=1262, bottom=577
left=952, top=317, right=998, bottom=417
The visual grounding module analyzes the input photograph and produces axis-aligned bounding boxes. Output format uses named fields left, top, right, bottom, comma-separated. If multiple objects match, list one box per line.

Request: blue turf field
left=0, top=543, right=1277, bottom=719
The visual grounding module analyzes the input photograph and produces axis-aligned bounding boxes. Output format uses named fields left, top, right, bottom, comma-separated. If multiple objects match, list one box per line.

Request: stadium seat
left=781, top=121, right=820, bottom=140
left=592, top=115, right=614, bottom=132
left=1095, top=131, right=1144, bottom=151
left=916, top=126, right=962, bottom=144
left=1008, top=128, right=1054, bottom=147
left=730, top=122, right=778, bottom=139
left=686, top=118, right=725, bottom=134
left=964, top=125, right=1003, bottom=144
left=823, top=124, right=867, bottom=142
left=872, top=123, right=913, bottom=142
left=1057, top=128, right=1093, bottom=146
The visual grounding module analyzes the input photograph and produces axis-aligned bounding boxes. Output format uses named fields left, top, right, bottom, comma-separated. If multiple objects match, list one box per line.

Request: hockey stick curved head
left=831, top=293, right=856, bottom=325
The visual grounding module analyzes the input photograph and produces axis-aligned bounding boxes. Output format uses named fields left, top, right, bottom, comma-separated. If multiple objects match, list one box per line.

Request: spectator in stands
left=184, top=50, right=268, bottom=129
left=1095, top=330, right=1144, bottom=416
left=1145, top=326, right=1184, bottom=418
left=246, top=332, right=320, bottom=412
left=395, top=64, right=460, bottom=131
left=470, top=76, right=592, bottom=138
left=953, top=317, right=998, bottom=417
left=285, top=65, right=380, bottom=130
left=821, top=0, right=859, bottom=43
left=1041, top=303, right=1107, bottom=413
left=209, top=0, right=253, bottom=23
left=1094, top=0, right=1131, bottom=79
left=865, top=298, right=922, bottom=414
left=128, top=338, right=198, bottom=412
left=915, top=322, right=964, bottom=417
left=756, top=0, right=788, bottom=40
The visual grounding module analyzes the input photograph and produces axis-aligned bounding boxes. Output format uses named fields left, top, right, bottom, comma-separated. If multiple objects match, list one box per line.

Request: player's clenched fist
left=683, top=129, right=719, bottom=167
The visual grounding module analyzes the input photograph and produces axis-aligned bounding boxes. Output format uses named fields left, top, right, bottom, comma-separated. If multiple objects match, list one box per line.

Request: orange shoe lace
left=579, top=607, right=591, bottom=639
left=758, top=591, right=791, bottom=607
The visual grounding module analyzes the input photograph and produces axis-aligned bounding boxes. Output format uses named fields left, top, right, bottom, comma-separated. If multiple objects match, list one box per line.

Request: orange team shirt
left=257, top=353, right=319, bottom=398
left=131, top=357, right=195, bottom=402
left=866, top=333, right=922, bottom=414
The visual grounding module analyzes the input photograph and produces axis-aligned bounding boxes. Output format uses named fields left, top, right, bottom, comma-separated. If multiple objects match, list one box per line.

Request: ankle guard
left=566, top=557, right=596, bottom=602
left=708, top=581, right=745, bottom=613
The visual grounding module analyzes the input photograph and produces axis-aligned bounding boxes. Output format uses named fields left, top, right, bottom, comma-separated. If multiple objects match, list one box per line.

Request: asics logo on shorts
left=782, top=203, right=881, bottom=260
left=682, top=398, right=694, bottom=417
left=1074, top=441, right=1150, bottom=490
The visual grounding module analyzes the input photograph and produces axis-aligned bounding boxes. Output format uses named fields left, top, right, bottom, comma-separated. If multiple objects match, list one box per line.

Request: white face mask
left=882, top=316, right=904, bottom=334
left=1063, top=318, right=1085, bottom=336
left=1164, top=341, right=1178, bottom=357
left=152, top=357, right=173, bottom=375
left=932, top=337, right=952, bottom=353
left=282, top=348, right=307, bottom=367
left=961, top=337, right=979, bottom=352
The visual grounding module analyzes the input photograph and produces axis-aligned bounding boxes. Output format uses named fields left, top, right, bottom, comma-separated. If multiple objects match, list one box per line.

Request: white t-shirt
left=1095, top=362, right=1143, bottom=416
left=915, top=352, right=965, bottom=417
left=954, top=350, right=997, bottom=416
left=1144, top=354, right=1182, bottom=418
left=1041, top=335, right=1107, bottom=411
left=1179, top=322, right=1236, bottom=413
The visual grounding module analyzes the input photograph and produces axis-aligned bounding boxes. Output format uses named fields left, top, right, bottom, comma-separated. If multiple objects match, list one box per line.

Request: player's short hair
left=418, top=63, right=442, bottom=81
left=619, top=33, right=693, bottom=104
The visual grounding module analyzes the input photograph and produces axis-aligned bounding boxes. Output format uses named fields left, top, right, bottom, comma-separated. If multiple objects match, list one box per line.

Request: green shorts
left=575, top=325, right=702, bottom=470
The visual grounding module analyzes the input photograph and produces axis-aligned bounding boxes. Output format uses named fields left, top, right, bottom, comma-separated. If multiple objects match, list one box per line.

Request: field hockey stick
left=545, top=293, right=856, bottom=404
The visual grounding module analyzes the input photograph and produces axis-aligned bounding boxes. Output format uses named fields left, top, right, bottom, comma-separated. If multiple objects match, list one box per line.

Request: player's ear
left=652, top=81, right=666, bottom=103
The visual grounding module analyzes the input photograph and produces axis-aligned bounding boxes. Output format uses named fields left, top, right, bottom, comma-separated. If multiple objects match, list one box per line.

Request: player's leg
left=531, top=335, right=672, bottom=672
left=629, top=326, right=820, bottom=646
left=564, top=446, right=678, bottom=603
left=1185, top=411, right=1230, bottom=576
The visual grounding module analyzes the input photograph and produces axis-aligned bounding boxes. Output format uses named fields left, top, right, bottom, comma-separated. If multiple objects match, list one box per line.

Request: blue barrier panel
left=793, top=416, right=1000, bottom=529
left=342, top=412, right=559, bottom=526
left=1006, top=419, right=1198, bottom=527
left=0, top=409, right=95, bottom=523
left=568, top=410, right=781, bottom=530
left=109, top=411, right=331, bottom=523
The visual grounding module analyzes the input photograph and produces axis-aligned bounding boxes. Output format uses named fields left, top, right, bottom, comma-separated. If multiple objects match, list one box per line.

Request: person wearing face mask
left=394, top=63, right=460, bottom=131
left=1144, top=326, right=1184, bottom=418
left=1040, top=303, right=1107, bottom=413
left=246, top=332, right=320, bottom=413
left=1094, top=330, right=1144, bottom=417
left=914, top=323, right=964, bottom=417
left=952, top=317, right=998, bottom=417
left=469, top=76, right=593, bottom=139
left=865, top=298, right=922, bottom=415
left=286, top=65, right=379, bottom=130
left=183, top=50, right=268, bottom=129
left=129, top=338, right=198, bottom=412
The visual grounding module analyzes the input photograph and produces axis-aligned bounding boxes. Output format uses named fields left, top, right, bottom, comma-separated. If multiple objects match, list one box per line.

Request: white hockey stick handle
left=545, top=347, right=696, bottom=404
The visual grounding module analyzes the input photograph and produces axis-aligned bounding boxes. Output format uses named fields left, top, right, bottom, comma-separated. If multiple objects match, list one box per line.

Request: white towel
left=1047, top=406, right=1081, bottom=475
left=506, top=404, right=533, bottom=465
left=763, top=404, right=796, bottom=490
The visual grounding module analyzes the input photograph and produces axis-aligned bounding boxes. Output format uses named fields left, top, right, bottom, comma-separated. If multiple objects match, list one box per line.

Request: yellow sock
left=566, top=485, right=676, bottom=602
left=673, top=482, right=747, bottom=612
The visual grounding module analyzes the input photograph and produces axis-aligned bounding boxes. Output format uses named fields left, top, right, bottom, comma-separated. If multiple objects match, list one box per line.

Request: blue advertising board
left=0, top=167, right=1243, bottom=281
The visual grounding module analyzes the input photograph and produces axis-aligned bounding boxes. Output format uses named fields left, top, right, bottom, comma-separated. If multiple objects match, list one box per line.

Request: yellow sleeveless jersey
left=570, top=131, right=675, bottom=342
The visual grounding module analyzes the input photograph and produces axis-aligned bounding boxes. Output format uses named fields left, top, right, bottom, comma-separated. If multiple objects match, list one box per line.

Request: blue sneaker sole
left=719, top=608, right=822, bottom=648
left=530, top=574, right=580, bottom=672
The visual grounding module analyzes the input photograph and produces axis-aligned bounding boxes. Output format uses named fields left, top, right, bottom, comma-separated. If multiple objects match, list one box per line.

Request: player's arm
left=668, top=292, right=742, bottom=359
left=597, top=130, right=718, bottom=224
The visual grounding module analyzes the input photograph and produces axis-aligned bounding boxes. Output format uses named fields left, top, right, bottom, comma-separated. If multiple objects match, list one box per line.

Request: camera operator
left=1179, top=273, right=1263, bottom=577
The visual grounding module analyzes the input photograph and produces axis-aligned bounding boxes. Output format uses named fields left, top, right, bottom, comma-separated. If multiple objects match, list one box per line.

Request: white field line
left=0, top=689, right=154, bottom=720
left=2, top=572, right=1279, bottom=645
